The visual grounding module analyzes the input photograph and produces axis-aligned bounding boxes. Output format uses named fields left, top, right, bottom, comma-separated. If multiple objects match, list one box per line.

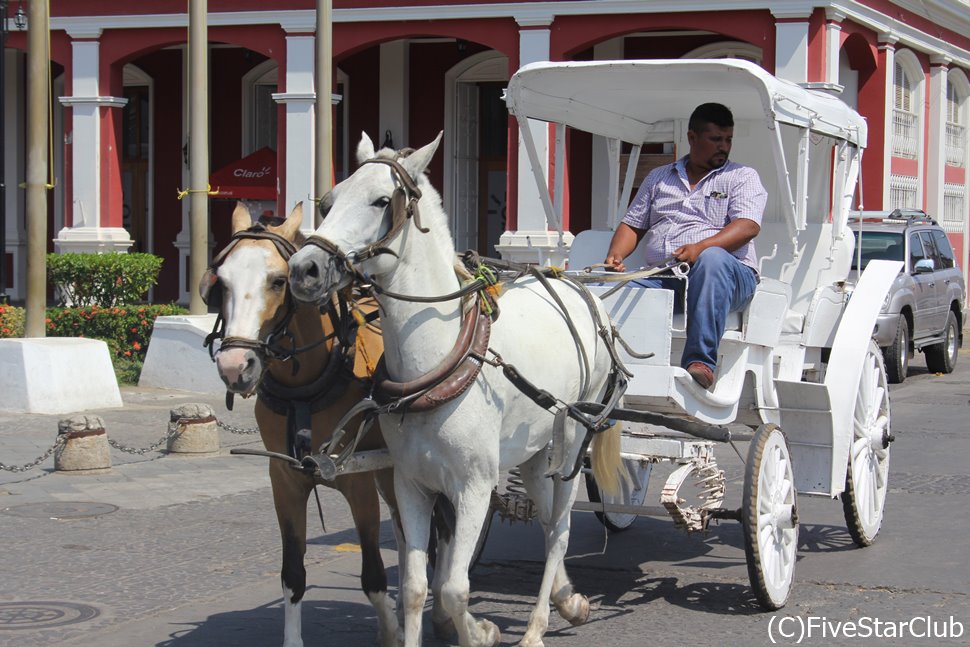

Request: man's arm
left=672, top=218, right=761, bottom=264
left=604, top=222, right=646, bottom=272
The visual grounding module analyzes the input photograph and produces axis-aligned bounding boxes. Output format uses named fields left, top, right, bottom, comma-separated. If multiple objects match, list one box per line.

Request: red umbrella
left=209, top=147, right=277, bottom=201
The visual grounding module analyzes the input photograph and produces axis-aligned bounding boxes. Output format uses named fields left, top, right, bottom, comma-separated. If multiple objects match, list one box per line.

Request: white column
left=379, top=41, right=408, bottom=148
left=772, top=10, right=810, bottom=84
left=926, top=56, right=950, bottom=220
left=55, top=30, right=132, bottom=253
left=590, top=38, right=625, bottom=232
left=879, top=34, right=898, bottom=208
left=824, top=9, right=845, bottom=87
left=274, top=29, right=316, bottom=232
left=497, top=15, right=574, bottom=266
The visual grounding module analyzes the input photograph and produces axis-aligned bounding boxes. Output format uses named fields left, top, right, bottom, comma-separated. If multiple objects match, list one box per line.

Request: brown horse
left=202, top=202, right=399, bottom=647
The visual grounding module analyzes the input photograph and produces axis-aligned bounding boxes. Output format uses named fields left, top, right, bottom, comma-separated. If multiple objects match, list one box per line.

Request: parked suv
left=849, top=209, right=965, bottom=383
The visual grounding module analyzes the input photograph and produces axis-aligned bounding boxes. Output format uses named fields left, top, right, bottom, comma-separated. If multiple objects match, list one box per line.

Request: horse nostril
left=304, top=259, right=320, bottom=280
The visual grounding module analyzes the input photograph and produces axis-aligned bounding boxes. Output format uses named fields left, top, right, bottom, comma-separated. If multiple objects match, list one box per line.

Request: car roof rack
left=848, top=208, right=937, bottom=225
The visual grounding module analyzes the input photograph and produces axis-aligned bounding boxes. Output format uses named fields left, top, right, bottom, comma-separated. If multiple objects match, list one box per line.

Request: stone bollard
left=167, top=403, right=220, bottom=454
left=54, top=415, right=112, bottom=473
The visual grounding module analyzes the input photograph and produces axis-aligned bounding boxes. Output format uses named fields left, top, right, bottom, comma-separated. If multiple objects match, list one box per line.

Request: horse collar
left=372, top=299, right=491, bottom=413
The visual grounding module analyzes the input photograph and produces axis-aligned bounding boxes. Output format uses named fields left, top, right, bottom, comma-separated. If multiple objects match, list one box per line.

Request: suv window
left=851, top=231, right=904, bottom=270
left=909, top=232, right=928, bottom=270
left=930, top=230, right=956, bottom=269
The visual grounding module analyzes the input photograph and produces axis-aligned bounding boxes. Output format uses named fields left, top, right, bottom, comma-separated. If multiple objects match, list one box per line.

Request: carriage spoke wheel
left=585, top=457, right=652, bottom=532
left=743, top=423, right=798, bottom=611
left=841, top=341, right=892, bottom=547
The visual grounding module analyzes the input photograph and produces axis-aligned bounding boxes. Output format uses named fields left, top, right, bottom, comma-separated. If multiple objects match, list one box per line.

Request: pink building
left=2, top=0, right=969, bottom=302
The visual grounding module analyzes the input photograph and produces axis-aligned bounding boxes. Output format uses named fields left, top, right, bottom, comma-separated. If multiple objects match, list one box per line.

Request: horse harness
left=201, top=222, right=373, bottom=465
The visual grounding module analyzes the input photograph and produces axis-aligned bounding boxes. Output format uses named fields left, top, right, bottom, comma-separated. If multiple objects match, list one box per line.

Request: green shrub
left=47, top=253, right=164, bottom=307
left=0, top=304, right=25, bottom=337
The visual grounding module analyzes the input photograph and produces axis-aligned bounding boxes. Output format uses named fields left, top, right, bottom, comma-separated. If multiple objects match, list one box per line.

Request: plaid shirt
left=622, top=156, right=767, bottom=272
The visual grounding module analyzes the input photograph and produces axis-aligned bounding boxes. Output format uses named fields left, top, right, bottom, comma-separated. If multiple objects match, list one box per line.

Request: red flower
left=131, top=327, right=138, bottom=333
left=132, top=341, right=142, bottom=350
left=124, top=350, right=132, bottom=357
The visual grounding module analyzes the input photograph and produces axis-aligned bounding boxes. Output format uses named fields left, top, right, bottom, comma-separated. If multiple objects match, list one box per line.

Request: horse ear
left=356, top=131, right=376, bottom=165
left=276, top=202, right=303, bottom=241
left=401, top=131, right=443, bottom=180
left=231, top=202, right=253, bottom=234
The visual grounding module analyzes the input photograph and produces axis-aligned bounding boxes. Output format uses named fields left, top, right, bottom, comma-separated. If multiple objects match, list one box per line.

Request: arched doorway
left=122, top=64, right=152, bottom=254
left=444, top=52, right=509, bottom=255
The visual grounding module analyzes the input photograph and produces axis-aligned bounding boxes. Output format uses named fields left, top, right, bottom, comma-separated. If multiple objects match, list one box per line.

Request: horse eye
left=372, top=196, right=391, bottom=209
left=270, top=276, right=287, bottom=291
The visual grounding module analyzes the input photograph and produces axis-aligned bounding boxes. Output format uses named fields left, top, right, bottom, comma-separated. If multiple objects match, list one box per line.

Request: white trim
left=892, top=49, right=925, bottom=208
left=444, top=51, right=509, bottom=251
left=682, top=41, right=763, bottom=63
left=42, top=1, right=970, bottom=67
left=242, top=59, right=279, bottom=155
left=58, top=96, right=129, bottom=108
left=271, top=92, right=315, bottom=103
left=122, top=64, right=155, bottom=262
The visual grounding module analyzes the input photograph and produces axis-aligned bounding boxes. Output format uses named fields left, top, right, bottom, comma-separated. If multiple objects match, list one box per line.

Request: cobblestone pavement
left=2, top=346, right=969, bottom=646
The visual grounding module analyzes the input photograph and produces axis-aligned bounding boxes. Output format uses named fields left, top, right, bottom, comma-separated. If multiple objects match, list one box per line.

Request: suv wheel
left=924, top=311, right=959, bottom=374
left=883, top=316, right=909, bottom=384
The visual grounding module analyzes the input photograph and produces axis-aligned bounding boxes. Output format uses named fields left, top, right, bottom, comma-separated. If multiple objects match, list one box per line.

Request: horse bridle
left=201, top=223, right=309, bottom=363
left=302, top=156, right=429, bottom=283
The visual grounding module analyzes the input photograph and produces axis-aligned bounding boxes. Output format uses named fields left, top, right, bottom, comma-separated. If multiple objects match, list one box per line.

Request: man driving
left=604, top=103, right=767, bottom=389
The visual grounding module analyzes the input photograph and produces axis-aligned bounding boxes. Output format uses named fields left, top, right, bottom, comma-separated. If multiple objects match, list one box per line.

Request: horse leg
left=374, top=468, right=407, bottom=636
left=516, top=452, right=584, bottom=647
left=429, top=501, right=458, bottom=641
left=269, top=460, right=313, bottom=647
left=437, top=486, right=501, bottom=647
left=395, top=479, right=435, bottom=647
left=337, top=472, right=398, bottom=647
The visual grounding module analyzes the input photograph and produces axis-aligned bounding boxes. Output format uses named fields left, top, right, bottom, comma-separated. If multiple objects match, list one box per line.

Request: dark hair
left=688, top=103, right=734, bottom=132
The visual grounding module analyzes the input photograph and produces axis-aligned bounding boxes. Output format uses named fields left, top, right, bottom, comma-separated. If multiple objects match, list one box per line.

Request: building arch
left=443, top=51, right=510, bottom=255
left=682, top=40, right=763, bottom=63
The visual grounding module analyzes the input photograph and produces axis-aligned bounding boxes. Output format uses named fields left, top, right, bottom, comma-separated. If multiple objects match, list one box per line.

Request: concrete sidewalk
left=0, top=385, right=393, bottom=646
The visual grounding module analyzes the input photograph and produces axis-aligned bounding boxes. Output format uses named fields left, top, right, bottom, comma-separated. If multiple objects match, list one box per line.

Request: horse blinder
left=199, top=267, right=223, bottom=309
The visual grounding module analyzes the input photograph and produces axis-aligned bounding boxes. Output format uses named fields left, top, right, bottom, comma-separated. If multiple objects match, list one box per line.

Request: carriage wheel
left=584, top=457, right=652, bottom=532
left=841, top=341, right=892, bottom=547
left=742, top=423, right=798, bottom=611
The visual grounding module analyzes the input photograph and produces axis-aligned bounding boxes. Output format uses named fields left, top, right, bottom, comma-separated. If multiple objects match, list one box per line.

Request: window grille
left=893, top=61, right=919, bottom=158
left=942, top=183, right=967, bottom=233
left=889, top=174, right=919, bottom=210
left=945, top=80, right=967, bottom=167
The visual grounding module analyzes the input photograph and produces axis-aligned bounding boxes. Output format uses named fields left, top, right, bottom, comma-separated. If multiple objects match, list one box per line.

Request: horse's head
left=201, top=202, right=304, bottom=394
left=288, top=131, right=443, bottom=304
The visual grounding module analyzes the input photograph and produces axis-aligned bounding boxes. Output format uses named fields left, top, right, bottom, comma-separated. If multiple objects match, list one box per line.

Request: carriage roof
left=505, top=59, right=867, bottom=148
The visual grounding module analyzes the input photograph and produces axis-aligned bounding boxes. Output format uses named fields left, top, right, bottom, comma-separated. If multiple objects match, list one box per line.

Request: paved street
left=2, top=343, right=969, bottom=646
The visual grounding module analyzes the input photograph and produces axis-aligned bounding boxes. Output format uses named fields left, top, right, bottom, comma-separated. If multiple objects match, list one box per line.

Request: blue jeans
left=633, top=247, right=758, bottom=371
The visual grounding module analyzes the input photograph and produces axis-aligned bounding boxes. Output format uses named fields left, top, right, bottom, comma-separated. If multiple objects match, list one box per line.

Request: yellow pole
left=314, top=0, right=332, bottom=218
left=188, top=0, right=208, bottom=315
left=24, top=0, right=49, bottom=337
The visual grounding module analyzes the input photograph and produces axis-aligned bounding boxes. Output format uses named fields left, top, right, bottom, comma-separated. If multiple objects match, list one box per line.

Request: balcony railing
left=892, top=109, right=919, bottom=159
left=945, top=122, right=966, bottom=167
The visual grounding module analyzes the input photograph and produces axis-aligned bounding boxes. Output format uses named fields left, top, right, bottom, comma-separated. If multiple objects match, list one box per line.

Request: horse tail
left=590, top=420, right=625, bottom=497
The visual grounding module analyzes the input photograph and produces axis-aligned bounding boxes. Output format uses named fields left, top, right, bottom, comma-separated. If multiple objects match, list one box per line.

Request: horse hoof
left=557, top=593, right=590, bottom=627
left=478, top=619, right=501, bottom=647
left=518, top=637, right=544, bottom=647
left=432, top=617, right=458, bottom=641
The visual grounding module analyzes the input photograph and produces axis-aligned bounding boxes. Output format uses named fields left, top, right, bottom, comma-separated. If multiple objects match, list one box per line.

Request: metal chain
left=106, top=420, right=184, bottom=456
left=0, top=415, right=260, bottom=470
left=216, top=420, right=261, bottom=435
left=0, top=436, right=66, bottom=473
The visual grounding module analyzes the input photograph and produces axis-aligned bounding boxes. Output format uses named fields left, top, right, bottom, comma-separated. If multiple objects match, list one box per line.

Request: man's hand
left=605, top=254, right=626, bottom=272
left=603, top=223, right=645, bottom=272
left=673, top=242, right=707, bottom=264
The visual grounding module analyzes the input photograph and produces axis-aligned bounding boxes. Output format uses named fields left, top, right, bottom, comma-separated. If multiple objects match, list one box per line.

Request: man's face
left=688, top=123, right=733, bottom=171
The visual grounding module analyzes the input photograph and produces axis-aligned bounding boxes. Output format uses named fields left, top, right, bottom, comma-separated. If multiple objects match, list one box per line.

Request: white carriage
left=504, top=59, right=900, bottom=610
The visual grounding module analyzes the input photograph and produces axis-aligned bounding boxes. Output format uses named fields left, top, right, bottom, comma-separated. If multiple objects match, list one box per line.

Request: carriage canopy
left=505, top=59, right=867, bottom=147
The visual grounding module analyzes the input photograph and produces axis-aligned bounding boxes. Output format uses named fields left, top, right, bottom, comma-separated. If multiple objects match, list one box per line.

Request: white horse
left=288, top=133, right=623, bottom=647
